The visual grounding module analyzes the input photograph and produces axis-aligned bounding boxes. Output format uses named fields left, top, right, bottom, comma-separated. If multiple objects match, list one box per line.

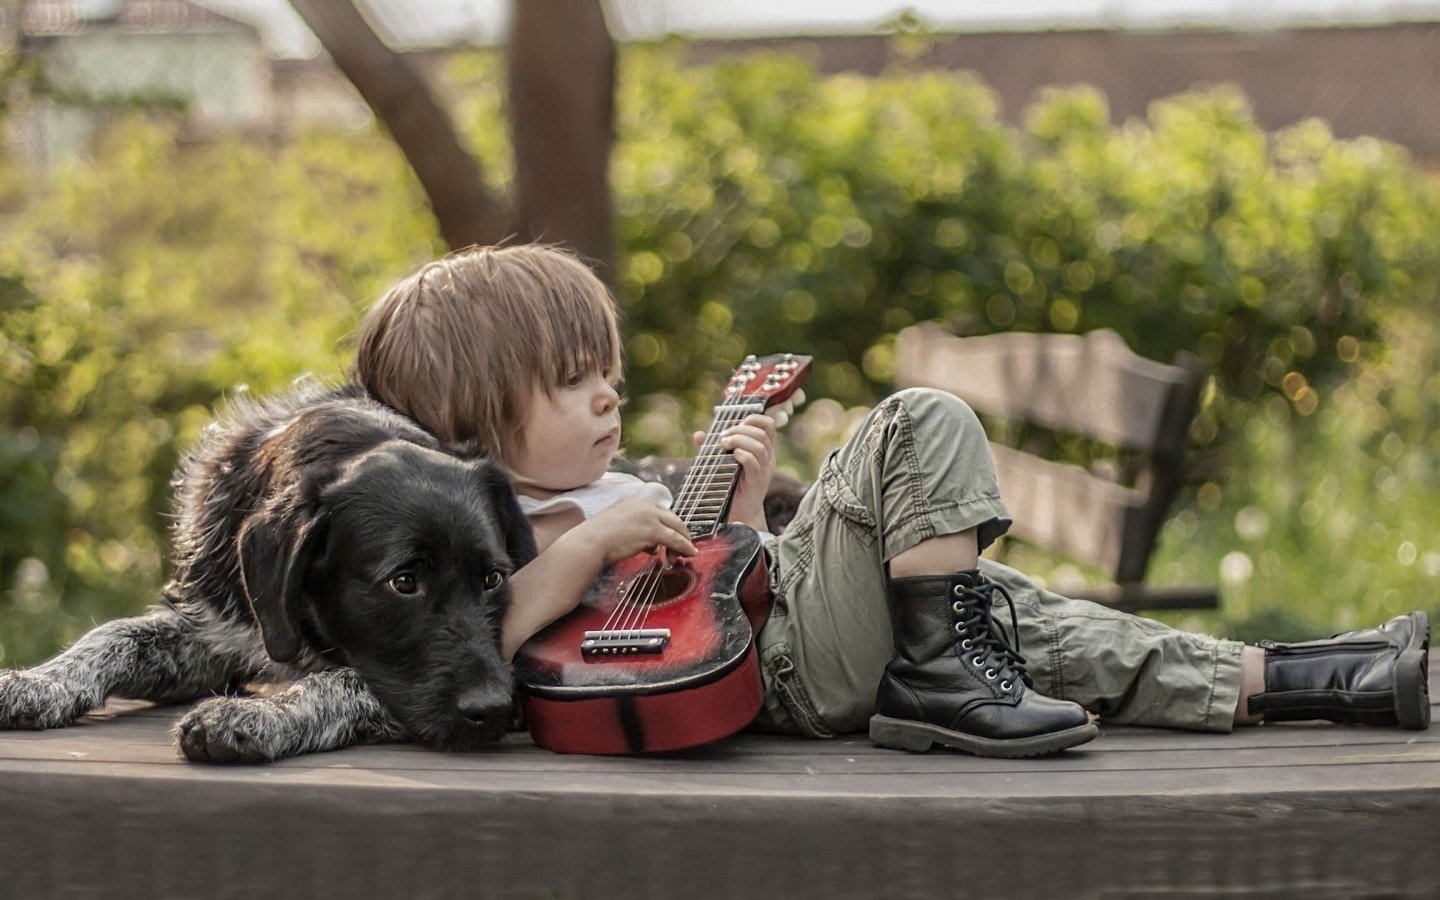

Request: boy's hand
left=567, top=496, right=698, bottom=566
left=696, top=408, right=786, bottom=534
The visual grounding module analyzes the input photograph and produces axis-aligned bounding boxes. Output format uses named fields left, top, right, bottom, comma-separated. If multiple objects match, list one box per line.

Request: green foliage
left=0, top=111, right=440, bottom=665
left=3, top=48, right=1440, bottom=665
left=589, top=51, right=1440, bottom=458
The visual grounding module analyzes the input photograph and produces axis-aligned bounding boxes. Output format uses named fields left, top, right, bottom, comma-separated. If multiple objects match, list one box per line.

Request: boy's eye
left=565, top=372, right=583, bottom=387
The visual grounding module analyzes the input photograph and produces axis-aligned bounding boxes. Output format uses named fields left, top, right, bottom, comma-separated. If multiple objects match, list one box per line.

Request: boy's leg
left=980, top=561, right=1430, bottom=731
left=757, top=385, right=1248, bottom=739
left=757, top=388, right=1428, bottom=738
left=757, top=387, right=1090, bottom=748
left=978, top=559, right=1247, bottom=731
left=1245, top=612, right=1430, bottom=729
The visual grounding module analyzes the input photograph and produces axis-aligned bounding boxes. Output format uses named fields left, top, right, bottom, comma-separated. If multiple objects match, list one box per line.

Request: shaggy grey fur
left=0, top=382, right=533, bottom=762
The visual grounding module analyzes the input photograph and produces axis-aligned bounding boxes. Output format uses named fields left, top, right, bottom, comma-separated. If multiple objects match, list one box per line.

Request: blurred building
left=684, top=24, right=1440, bottom=161
left=7, top=0, right=270, bottom=166
left=7, top=1, right=1440, bottom=164
left=265, top=18, right=1440, bottom=160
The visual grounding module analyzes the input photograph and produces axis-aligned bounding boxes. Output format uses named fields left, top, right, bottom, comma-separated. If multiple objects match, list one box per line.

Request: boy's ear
left=237, top=501, right=330, bottom=664
left=480, top=463, right=537, bottom=568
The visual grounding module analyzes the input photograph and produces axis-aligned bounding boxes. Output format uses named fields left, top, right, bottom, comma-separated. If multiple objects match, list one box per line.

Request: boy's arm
left=500, top=498, right=699, bottom=660
left=500, top=528, right=605, bottom=661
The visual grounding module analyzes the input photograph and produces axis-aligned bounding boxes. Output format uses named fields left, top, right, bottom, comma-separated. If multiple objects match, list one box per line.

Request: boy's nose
left=595, top=382, right=619, bottom=413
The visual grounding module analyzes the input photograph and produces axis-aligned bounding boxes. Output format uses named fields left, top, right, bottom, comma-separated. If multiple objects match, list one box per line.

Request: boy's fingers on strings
left=720, top=425, right=773, bottom=459
left=656, top=510, right=699, bottom=557
left=723, top=436, right=770, bottom=467
left=731, top=449, right=765, bottom=481
left=745, top=413, right=778, bottom=439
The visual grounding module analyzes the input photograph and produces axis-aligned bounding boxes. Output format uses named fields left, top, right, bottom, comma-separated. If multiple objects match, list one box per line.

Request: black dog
left=0, top=381, right=535, bottom=762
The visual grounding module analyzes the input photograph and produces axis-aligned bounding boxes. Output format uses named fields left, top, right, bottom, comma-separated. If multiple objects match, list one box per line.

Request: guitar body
left=516, top=524, right=772, bottom=754
left=515, top=352, right=811, bottom=755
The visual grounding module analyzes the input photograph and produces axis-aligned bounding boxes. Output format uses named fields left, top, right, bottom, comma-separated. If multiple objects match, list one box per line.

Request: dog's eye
left=483, top=570, right=505, bottom=591
left=388, top=573, right=418, bottom=595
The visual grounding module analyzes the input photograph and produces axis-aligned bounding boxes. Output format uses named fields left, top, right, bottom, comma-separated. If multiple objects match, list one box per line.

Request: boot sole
left=1395, top=611, right=1430, bottom=730
left=869, top=715, right=1098, bottom=759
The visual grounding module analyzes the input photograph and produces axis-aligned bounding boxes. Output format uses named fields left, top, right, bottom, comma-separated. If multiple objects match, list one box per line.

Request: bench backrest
left=894, top=323, right=1208, bottom=584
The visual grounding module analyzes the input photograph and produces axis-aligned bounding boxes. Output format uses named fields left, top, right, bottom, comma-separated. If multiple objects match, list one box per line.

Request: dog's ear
left=237, top=501, right=330, bottom=663
left=480, top=464, right=537, bottom=568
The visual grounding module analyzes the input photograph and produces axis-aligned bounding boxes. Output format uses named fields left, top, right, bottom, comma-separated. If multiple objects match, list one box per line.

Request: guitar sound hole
left=620, top=566, right=697, bottom=609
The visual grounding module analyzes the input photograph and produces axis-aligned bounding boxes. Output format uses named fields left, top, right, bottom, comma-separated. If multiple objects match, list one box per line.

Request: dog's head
left=237, top=440, right=536, bottom=750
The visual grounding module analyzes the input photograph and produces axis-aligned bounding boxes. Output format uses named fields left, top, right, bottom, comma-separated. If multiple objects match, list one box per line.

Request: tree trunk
left=507, top=0, right=617, bottom=277
left=288, top=0, right=506, bottom=250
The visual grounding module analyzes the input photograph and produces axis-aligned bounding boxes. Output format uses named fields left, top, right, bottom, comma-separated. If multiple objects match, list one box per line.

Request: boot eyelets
left=972, top=655, right=985, bottom=667
left=953, top=622, right=965, bottom=635
left=952, top=586, right=965, bottom=597
left=985, top=668, right=997, bottom=680
left=952, top=600, right=965, bottom=614
left=1000, top=680, right=1013, bottom=691
left=960, top=639, right=973, bottom=650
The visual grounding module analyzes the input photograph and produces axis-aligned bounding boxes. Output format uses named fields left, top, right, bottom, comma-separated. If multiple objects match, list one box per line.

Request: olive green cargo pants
left=755, top=387, right=1245, bottom=737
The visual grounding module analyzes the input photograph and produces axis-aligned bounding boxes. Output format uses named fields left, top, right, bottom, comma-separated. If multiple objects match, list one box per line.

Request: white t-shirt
left=516, top=470, right=775, bottom=542
left=516, top=471, right=673, bottom=520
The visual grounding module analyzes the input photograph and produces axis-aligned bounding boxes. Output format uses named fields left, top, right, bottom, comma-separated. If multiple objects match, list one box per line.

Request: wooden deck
left=2, top=652, right=1438, bottom=899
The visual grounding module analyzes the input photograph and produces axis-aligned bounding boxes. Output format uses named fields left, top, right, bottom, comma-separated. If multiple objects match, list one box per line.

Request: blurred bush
left=590, top=53, right=1440, bottom=455
left=3, top=47, right=1440, bottom=664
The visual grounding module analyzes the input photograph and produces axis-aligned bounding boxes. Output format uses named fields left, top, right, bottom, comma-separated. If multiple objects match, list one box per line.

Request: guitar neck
left=670, top=399, right=767, bottom=537
left=668, top=353, right=812, bottom=539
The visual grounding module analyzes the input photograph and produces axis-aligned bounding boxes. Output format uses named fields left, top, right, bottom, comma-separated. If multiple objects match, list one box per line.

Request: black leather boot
left=1248, top=611, right=1430, bottom=729
left=869, top=570, right=1097, bottom=758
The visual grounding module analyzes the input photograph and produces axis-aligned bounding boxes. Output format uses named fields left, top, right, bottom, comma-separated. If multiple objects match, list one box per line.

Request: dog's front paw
left=0, top=670, right=87, bottom=730
left=175, top=697, right=285, bottom=763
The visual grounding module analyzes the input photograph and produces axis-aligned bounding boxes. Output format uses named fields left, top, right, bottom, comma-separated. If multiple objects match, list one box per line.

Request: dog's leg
left=174, top=668, right=403, bottom=763
left=0, top=609, right=255, bottom=730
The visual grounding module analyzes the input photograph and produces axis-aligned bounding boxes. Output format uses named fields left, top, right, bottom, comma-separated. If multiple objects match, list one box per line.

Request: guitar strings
left=600, top=383, right=756, bottom=639
left=602, top=401, right=746, bottom=639
left=605, top=398, right=750, bottom=637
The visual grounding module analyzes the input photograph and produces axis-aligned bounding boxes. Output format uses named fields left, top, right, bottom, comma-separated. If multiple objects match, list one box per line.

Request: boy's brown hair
left=355, top=244, right=622, bottom=456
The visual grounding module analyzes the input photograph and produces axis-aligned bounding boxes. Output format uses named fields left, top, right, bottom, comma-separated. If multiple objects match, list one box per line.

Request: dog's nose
left=456, top=686, right=512, bottom=734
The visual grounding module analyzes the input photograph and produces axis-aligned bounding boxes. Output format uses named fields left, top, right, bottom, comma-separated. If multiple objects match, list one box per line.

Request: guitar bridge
left=581, top=629, right=671, bottom=656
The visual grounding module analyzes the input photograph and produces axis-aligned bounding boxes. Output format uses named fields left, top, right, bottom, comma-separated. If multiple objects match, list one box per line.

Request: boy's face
left=504, top=369, right=622, bottom=495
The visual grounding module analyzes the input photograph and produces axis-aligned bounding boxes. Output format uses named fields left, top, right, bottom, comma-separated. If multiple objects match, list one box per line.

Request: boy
left=355, top=244, right=1430, bottom=757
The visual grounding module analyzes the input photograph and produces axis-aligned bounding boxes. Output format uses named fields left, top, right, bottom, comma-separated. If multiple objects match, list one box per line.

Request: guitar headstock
left=724, top=353, right=812, bottom=409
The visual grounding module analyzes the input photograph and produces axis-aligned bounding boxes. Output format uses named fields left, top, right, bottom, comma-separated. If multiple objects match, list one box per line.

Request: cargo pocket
left=763, top=645, right=836, bottom=739
left=817, top=458, right=878, bottom=544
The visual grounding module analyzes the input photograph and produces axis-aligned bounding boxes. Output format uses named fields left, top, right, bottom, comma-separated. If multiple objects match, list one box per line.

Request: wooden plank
left=4, top=735, right=1438, bottom=786
left=990, top=443, right=1138, bottom=572
left=1, top=765, right=1434, bottom=900
left=0, top=654, right=1434, bottom=785
left=0, top=651, right=1434, bottom=898
left=1065, top=582, right=1220, bottom=612
left=895, top=323, right=1194, bottom=452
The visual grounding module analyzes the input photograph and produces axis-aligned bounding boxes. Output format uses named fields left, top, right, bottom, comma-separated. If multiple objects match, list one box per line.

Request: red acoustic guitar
left=516, top=353, right=811, bottom=754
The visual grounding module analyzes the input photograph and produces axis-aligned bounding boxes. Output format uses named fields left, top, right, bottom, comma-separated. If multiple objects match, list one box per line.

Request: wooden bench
left=2, top=657, right=1437, bottom=898
left=895, top=322, right=1218, bottom=613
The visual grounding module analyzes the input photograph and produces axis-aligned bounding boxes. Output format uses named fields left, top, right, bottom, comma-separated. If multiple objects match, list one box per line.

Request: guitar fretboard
left=671, top=400, right=766, bottom=537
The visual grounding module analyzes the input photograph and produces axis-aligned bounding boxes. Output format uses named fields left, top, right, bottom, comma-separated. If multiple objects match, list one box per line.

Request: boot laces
left=952, top=577, right=1032, bottom=688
